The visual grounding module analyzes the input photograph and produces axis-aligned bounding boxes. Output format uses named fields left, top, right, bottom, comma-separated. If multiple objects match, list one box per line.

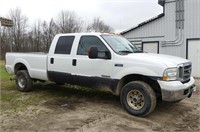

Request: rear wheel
left=120, top=81, right=156, bottom=117
left=16, top=70, right=33, bottom=92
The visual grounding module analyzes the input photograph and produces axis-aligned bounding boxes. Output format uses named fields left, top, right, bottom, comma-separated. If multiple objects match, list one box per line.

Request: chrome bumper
left=161, top=84, right=196, bottom=102
left=158, top=77, right=196, bottom=102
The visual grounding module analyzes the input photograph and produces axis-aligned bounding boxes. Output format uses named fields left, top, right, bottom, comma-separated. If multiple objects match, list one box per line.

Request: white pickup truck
left=6, top=33, right=196, bottom=117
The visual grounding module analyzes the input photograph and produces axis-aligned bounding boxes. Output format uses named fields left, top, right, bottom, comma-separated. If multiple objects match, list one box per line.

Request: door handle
left=50, top=58, right=54, bottom=64
left=72, top=59, right=77, bottom=66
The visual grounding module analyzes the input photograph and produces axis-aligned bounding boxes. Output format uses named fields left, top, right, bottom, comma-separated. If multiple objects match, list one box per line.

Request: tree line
left=0, top=8, right=114, bottom=59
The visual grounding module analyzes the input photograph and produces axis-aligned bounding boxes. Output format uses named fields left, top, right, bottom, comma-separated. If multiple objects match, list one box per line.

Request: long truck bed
left=6, top=52, right=48, bottom=81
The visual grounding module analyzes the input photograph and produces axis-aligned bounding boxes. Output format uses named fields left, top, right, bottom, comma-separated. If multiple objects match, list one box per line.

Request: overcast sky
left=0, top=0, right=163, bottom=32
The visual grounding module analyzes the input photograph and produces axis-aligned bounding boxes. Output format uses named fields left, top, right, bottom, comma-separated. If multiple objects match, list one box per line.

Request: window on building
left=77, top=36, right=108, bottom=57
left=54, top=36, right=75, bottom=54
left=142, top=42, right=159, bottom=54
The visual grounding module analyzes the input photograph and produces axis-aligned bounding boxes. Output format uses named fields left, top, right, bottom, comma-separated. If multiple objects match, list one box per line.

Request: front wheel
left=16, top=70, right=33, bottom=92
left=120, top=81, right=156, bottom=117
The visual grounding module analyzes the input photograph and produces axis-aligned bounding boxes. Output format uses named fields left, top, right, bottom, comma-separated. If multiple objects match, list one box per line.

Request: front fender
left=114, top=66, right=163, bottom=79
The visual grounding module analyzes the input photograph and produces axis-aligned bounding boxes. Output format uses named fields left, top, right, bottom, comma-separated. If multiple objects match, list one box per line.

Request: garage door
left=142, top=42, right=159, bottom=53
left=187, top=39, right=200, bottom=77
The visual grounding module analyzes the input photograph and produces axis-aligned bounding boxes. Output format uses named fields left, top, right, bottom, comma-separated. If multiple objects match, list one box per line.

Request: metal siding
left=123, top=0, right=178, bottom=56
left=185, top=0, right=200, bottom=38
left=163, top=1, right=176, bottom=40
left=123, top=17, right=165, bottom=39
left=160, top=0, right=185, bottom=58
left=123, top=0, right=200, bottom=60
left=160, top=40, right=185, bottom=57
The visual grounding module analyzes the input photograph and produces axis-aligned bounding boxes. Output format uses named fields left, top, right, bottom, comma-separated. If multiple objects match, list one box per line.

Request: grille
left=179, top=62, right=192, bottom=83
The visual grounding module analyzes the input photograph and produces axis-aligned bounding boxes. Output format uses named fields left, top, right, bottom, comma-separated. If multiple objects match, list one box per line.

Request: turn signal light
left=162, top=76, right=168, bottom=81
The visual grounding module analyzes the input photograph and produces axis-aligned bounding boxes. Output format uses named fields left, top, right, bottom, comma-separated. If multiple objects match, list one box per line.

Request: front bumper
left=158, top=77, right=196, bottom=102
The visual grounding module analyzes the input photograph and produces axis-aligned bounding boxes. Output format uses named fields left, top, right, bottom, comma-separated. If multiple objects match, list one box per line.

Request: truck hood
left=126, top=53, right=190, bottom=67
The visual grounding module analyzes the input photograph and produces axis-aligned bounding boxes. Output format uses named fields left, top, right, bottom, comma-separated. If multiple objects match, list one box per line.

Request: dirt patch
left=1, top=79, right=200, bottom=132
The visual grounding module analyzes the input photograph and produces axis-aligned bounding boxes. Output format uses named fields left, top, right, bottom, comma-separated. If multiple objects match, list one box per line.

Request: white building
left=121, top=0, right=200, bottom=77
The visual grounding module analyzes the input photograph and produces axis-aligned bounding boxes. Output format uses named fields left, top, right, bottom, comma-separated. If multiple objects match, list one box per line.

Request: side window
left=77, top=36, right=108, bottom=56
left=55, top=36, right=75, bottom=54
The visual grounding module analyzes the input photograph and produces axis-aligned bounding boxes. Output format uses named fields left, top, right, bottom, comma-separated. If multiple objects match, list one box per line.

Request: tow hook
left=188, top=85, right=196, bottom=98
left=10, top=77, right=16, bottom=81
left=187, top=92, right=192, bottom=98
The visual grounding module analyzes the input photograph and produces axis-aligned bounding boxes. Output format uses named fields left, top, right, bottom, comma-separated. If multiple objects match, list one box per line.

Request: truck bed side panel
left=6, top=53, right=48, bottom=81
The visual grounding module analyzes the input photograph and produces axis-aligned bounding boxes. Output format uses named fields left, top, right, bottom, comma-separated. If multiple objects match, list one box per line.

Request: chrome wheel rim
left=18, top=75, right=26, bottom=88
left=127, top=90, right=145, bottom=110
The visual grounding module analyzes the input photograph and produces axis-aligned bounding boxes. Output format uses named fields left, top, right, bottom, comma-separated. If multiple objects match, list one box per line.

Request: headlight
left=162, top=68, right=178, bottom=81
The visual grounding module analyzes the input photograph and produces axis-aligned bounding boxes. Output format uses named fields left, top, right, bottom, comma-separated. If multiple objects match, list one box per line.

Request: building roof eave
left=121, top=13, right=165, bottom=35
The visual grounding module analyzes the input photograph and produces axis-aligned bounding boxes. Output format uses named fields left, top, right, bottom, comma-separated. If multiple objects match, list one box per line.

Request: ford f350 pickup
left=5, top=33, right=196, bottom=116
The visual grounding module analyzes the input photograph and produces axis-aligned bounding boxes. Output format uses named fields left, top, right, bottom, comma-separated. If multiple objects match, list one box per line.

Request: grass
left=0, top=60, right=117, bottom=114
left=0, top=60, right=11, bottom=80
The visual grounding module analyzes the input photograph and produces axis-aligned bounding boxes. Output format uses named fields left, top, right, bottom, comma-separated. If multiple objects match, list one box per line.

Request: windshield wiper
left=134, top=50, right=143, bottom=53
left=118, top=50, right=133, bottom=54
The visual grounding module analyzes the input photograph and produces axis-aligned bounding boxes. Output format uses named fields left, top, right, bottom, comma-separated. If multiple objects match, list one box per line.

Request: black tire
left=16, top=70, right=33, bottom=92
left=55, top=82, right=65, bottom=85
left=120, top=81, right=156, bottom=117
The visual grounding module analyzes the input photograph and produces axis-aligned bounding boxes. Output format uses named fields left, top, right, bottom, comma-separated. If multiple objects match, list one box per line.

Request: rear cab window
left=54, top=36, right=75, bottom=54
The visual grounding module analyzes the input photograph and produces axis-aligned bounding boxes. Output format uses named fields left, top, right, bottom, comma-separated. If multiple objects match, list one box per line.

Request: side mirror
left=88, top=46, right=111, bottom=59
left=88, top=46, right=98, bottom=59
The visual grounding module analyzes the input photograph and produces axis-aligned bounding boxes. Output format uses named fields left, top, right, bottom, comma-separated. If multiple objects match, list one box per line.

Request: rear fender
left=14, top=58, right=32, bottom=77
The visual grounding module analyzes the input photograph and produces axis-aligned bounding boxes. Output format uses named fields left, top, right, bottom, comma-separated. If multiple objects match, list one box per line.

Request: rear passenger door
left=47, top=35, right=75, bottom=83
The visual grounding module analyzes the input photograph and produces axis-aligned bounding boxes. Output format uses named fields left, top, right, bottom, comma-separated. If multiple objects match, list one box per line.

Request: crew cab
left=5, top=33, right=196, bottom=117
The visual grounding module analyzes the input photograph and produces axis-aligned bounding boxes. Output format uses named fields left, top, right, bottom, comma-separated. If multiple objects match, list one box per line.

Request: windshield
left=101, top=35, right=141, bottom=55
